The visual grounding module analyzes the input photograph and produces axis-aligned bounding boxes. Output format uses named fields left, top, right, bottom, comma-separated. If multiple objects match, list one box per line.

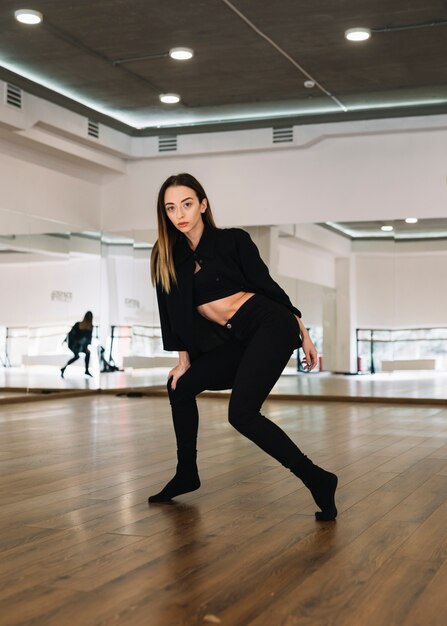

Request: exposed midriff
left=196, top=291, right=255, bottom=326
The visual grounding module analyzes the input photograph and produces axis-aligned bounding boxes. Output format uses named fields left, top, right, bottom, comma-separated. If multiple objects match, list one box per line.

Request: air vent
left=273, top=126, right=293, bottom=144
left=158, top=135, right=177, bottom=152
left=6, top=84, right=22, bottom=109
left=88, top=119, right=99, bottom=138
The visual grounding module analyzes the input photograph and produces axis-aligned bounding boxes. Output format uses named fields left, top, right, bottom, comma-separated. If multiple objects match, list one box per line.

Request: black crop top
left=193, top=258, right=241, bottom=306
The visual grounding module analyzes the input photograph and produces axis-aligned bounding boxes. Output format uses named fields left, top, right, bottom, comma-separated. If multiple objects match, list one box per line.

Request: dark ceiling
left=1, top=0, right=447, bottom=134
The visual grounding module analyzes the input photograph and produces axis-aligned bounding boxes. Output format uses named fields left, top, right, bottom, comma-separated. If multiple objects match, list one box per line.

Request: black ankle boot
left=290, top=456, right=338, bottom=521
left=148, top=449, right=201, bottom=503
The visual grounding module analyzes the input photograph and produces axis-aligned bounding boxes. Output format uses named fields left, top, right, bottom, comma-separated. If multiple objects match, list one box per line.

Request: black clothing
left=148, top=448, right=200, bottom=502
left=61, top=322, right=93, bottom=377
left=155, top=223, right=302, bottom=360
left=151, top=227, right=337, bottom=519
left=67, top=322, right=92, bottom=354
left=61, top=350, right=91, bottom=374
left=193, top=259, right=241, bottom=306
left=167, top=294, right=303, bottom=468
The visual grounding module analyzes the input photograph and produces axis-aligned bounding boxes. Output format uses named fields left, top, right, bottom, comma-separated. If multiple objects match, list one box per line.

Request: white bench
left=381, top=359, right=438, bottom=372
left=22, top=354, right=70, bottom=366
left=122, top=356, right=178, bottom=368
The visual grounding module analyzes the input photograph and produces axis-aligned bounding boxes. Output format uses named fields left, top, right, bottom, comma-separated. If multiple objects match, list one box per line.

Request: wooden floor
left=1, top=395, right=447, bottom=625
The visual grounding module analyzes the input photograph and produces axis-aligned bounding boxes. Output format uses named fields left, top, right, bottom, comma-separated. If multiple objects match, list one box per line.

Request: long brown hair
left=150, top=173, right=217, bottom=293
left=80, top=310, right=93, bottom=330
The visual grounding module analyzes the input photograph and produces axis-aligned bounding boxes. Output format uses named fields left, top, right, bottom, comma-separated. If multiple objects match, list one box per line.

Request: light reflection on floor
left=1, top=366, right=447, bottom=402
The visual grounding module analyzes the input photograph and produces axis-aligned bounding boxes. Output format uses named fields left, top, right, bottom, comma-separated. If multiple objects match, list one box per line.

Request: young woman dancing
left=61, top=311, right=94, bottom=378
left=149, top=173, right=337, bottom=521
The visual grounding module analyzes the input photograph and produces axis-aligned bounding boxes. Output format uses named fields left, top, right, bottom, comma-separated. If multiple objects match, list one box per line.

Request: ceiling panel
left=0, top=0, right=446, bottom=132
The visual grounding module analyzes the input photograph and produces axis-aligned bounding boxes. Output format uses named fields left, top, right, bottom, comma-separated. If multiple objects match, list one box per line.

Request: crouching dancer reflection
left=61, top=311, right=94, bottom=378
left=148, top=174, right=338, bottom=521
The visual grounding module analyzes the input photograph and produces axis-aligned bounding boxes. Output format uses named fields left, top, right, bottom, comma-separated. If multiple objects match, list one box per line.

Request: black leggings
left=168, top=294, right=306, bottom=469
left=64, top=349, right=90, bottom=371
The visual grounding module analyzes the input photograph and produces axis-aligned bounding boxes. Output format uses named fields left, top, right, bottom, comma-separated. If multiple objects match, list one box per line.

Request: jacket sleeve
left=235, top=229, right=302, bottom=318
left=155, top=282, right=187, bottom=352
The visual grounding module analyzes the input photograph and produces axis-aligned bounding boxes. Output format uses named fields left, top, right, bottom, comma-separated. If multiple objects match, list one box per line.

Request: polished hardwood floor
left=1, top=394, right=447, bottom=625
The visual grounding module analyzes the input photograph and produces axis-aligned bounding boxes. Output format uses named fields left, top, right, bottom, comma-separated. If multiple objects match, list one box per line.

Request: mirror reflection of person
left=148, top=173, right=338, bottom=522
left=61, top=311, right=93, bottom=378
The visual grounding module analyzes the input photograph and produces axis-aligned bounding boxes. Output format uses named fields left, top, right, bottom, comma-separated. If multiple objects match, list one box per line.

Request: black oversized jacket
left=155, top=223, right=302, bottom=361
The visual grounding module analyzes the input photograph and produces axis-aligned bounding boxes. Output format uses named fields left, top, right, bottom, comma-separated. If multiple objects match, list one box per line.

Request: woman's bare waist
left=196, top=291, right=255, bottom=325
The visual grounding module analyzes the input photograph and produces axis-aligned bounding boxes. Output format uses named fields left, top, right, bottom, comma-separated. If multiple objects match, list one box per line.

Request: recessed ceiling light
left=14, top=9, right=43, bottom=24
left=304, top=80, right=315, bottom=89
left=345, top=27, right=371, bottom=42
left=169, top=47, right=194, bottom=61
left=405, top=217, right=418, bottom=224
left=381, top=225, right=394, bottom=232
left=159, top=93, right=180, bottom=104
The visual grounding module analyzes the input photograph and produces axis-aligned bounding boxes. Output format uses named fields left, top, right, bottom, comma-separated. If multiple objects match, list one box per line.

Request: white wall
left=100, top=121, right=447, bottom=231
left=0, top=139, right=103, bottom=230
left=277, top=275, right=327, bottom=328
left=2, top=86, right=447, bottom=234
left=278, top=237, right=336, bottom=289
left=355, top=249, right=447, bottom=329
left=0, top=256, right=101, bottom=328
left=101, top=247, right=158, bottom=328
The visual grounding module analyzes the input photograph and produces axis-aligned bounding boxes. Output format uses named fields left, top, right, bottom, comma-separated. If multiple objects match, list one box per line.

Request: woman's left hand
left=301, top=335, right=318, bottom=371
left=295, top=315, right=318, bottom=371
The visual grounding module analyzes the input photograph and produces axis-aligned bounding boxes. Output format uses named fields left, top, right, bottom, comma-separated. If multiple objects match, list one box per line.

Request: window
left=356, top=328, right=447, bottom=373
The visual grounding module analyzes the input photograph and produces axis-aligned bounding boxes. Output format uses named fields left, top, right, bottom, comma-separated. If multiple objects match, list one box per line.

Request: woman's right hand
left=169, top=353, right=191, bottom=390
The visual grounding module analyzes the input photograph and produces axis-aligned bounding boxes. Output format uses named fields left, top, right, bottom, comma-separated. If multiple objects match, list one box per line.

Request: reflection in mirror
left=321, top=218, right=447, bottom=393
left=98, top=229, right=172, bottom=391
left=0, top=209, right=34, bottom=394
left=99, top=232, right=135, bottom=390
left=2, top=212, right=446, bottom=400
left=272, top=223, right=338, bottom=377
left=0, top=210, right=102, bottom=394
left=62, top=231, right=101, bottom=389
left=131, top=231, right=172, bottom=388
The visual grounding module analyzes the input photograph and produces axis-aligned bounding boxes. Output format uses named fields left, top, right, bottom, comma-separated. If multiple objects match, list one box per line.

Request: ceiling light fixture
left=345, top=27, right=371, bottom=41
left=159, top=93, right=180, bottom=104
left=169, top=47, right=194, bottom=61
left=14, top=9, right=43, bottom=24
left=381, top=225, right=394, bottom=232
left=405, top=217, right=418, bottom=224
left=304, top=80, right=315, bottom=89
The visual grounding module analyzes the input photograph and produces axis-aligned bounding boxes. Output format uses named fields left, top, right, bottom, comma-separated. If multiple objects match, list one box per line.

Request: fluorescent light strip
left=150, top=104, right=341, bottom=128
left=2, top=60, right=447, bottom=129
left=325, top=222, right=394, bottom=239
left=348, top=96, right=447, bottom=111
left=394, top=231, right=447, bottom=239
left=324, top=222, right=359, bottom=238
left=0, top=61, right=339, bottom=127
left=0, top=60, right=143, bottom=127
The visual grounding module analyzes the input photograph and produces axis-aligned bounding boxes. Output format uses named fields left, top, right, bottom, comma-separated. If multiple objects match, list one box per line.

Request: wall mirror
left=2, top=212, right=446, bottom=399
left=323, top=218, right=447, bottom=376
left=97, top=229, right=175, bottom=392
left=0, top=210, right=102, bottom=393
left=0, top=217, right=170, bottom=395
